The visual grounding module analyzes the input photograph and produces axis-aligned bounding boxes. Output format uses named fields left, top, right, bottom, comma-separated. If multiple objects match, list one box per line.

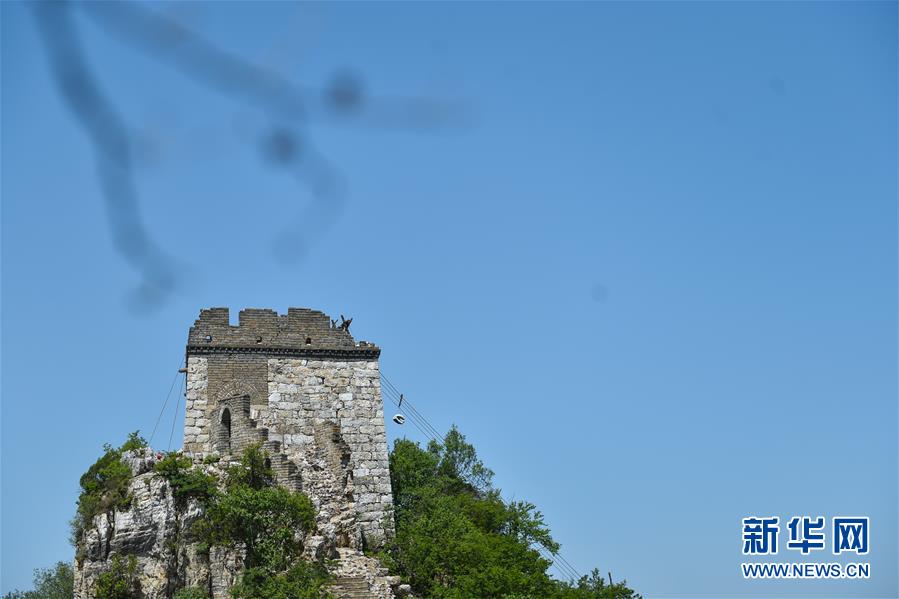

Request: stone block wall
left=183, top=308, right=394, bottom=549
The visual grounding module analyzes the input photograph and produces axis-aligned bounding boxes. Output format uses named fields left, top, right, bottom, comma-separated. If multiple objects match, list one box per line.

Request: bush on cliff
left=94, top=554, right=140, bottom=599
left=192, top=445, right=327, bottom=598
left=70, top=439, right=329, bottom=599
left=64, top=431, right=639, bottom=599
left=70, top=431, right=147, bottom=544
left=154, top=452, right=219, bottom=505
left=173, top=588, right=211, bottom=599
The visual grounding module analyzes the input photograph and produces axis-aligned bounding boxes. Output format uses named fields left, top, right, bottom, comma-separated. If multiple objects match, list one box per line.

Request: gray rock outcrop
left=73, top=448, right=400, bottom=599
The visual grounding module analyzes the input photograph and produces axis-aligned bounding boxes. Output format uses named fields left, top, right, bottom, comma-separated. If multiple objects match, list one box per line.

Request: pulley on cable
left=392, top=393, right=406, bottom=424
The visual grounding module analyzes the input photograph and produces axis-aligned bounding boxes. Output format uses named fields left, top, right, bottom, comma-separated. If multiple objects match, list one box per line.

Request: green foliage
left=120, top=431, right=149, bottom=454
left=94, top=554, right=139, bottom=599
left=154, top=452, right=219, bottom=504
left=201, top=445, right=313, bottom=569
left=230, top=562, right=332, bottom=599
left=554, top=569, right=642, bottom=599
left=203, top=454, right=221, bottom=465
left=173, top=587, right=211, bottom=599
left=69, top=439, right=328, bottom=597
left=1, top=561, right=73, bottom=599
left=202, top=484, right=315, bottom=570
left=225, top=444, right=275, bottom=490
left=385, top=426, right=641, bottom=599
left=386, top=428, right=556, bottom=597
left=64, top=428, right=639, bottom=599
left=71, top=431, right=147, bottom=544
left=430, top=426, right=495, bottom=493
left=190, top=444, right=326, bottom=595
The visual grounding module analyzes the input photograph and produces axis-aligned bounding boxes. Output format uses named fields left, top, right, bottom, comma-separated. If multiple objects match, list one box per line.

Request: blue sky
left=2, top=2, right=896, bottom=597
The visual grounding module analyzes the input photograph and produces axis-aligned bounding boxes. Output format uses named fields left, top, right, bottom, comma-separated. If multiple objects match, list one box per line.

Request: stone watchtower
left=183, top=307, right=393, bottom=550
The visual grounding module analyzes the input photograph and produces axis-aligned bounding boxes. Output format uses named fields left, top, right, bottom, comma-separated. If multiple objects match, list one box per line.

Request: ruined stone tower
left=183, top=307, right=394, bottom=549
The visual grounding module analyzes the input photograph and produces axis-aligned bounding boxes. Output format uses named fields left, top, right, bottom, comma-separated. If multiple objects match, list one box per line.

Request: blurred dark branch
left=33, top=1, right=179, bottom=307
left=80, top=0, right=310, bottom=120
left=32, top=0, right=466, bottom=307
left=80, top=1, right=467, bottom=130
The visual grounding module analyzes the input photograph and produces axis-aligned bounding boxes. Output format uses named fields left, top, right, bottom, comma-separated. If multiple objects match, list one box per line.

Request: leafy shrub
left=203, top=485, right=315, bottom=571
left=94, top=554, right=139, bottom=599
left=1, top=561, right=73, bottom=599
left=231, top=562, right=332, bottom=599
left=186, top=444, right=327, bottom=595
left=70, top=439, right=331, bottom=597
left=154, top=453, right=219, bottom=504
left=225, top=444, right=275, bottom=490
left=71, top=432, right=147, bottom=543
left=120, top=431, right=149, bottom=454
left=196, top=445, right=314, bottom=572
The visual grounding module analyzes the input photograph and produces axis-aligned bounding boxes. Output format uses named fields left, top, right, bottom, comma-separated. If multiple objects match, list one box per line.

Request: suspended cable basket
left=392, top=413, right=406, bottom=425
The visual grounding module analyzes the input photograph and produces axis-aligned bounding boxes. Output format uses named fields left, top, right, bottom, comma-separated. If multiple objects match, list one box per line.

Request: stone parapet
left=186, top=308, right=379, bottom=359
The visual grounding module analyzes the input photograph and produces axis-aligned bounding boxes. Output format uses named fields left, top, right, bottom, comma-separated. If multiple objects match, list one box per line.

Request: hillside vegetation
left=4, top=428, right=639, bottom=599
left=381, top=427, right=640, bottom=599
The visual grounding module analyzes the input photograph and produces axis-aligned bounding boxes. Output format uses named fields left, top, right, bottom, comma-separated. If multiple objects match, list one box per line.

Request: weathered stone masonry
left=183, top=307, right=394, bottom=549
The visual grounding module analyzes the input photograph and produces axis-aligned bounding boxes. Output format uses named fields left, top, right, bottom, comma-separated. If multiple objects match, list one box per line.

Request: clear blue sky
left=2, top=2, right=896, bottom=597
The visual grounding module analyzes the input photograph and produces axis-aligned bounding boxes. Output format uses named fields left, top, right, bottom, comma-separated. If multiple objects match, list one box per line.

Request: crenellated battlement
left=186, top=307, right=379, bottom=358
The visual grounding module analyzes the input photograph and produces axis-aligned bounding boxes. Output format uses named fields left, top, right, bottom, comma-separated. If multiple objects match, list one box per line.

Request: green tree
left=554, top=569, right=643, bottom=599
left=1, top=561, right=73, bottom=599
left=384, top=426, right=641, bottom=599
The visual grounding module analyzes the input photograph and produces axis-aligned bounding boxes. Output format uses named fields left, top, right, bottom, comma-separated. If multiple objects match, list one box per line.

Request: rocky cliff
left=73, top=448, right=406, bottom=599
